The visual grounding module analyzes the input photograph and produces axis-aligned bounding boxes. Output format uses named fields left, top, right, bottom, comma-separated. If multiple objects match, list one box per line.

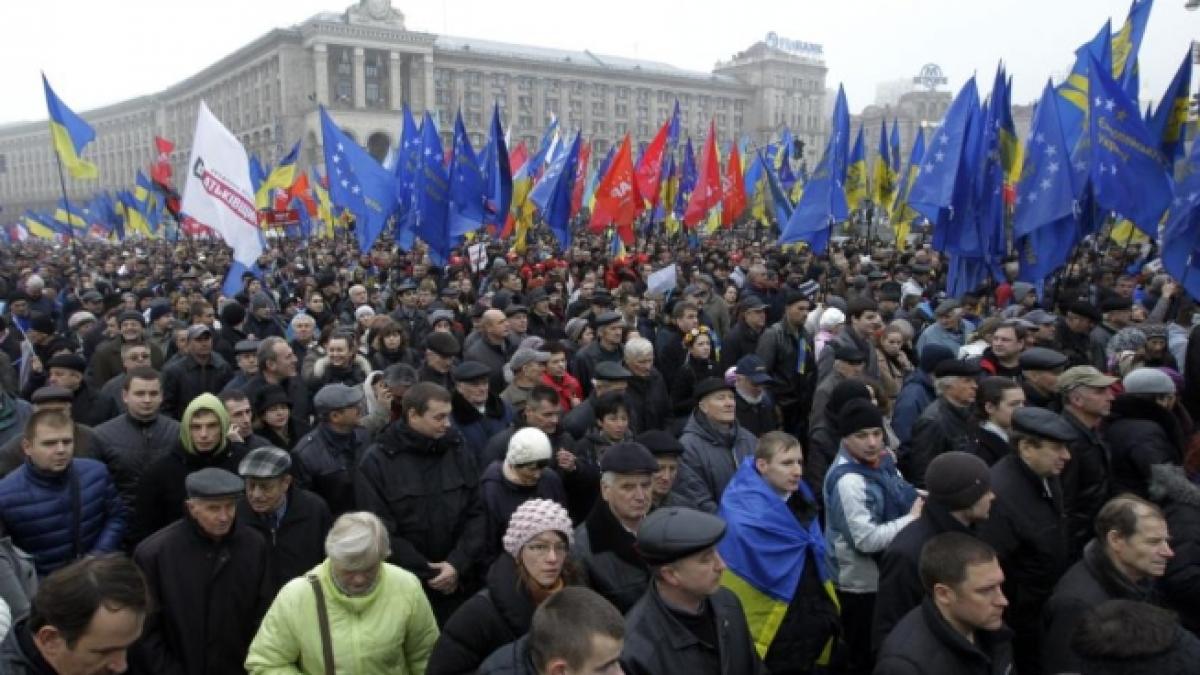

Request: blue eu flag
left=319, top=107, right=396, bottom=254
left=448, top=111, right=485, bottom=239
left=414, top=112, right=451, bottom=265
left=1088, top=55, right=1173, bottom=236
left=529, top=132, right=582, bottom=252
left=1161, top=144, right=1200, bottom=297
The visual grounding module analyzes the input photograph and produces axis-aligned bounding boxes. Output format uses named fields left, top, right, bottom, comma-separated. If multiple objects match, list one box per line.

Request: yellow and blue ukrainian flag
left=42, top=74, right=97, bottom=180
left=718, top=458, right=838, bottom=662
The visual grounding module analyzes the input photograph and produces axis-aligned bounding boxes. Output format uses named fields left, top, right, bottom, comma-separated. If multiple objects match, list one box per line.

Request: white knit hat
left=506, top=427, right=552, bottom=466
left=503, top=499, right=573, bottom=559
left=819, top=307, right=846, bottom=329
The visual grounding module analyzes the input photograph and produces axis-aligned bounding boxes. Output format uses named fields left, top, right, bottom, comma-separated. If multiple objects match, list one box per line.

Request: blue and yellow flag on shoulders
left=718, top=458, right=837, bottom=661
left=42, top=74, right=97, bottom=180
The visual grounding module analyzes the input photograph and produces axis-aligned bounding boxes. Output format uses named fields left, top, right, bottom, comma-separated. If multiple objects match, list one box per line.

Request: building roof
left=433, top=34, right=741, bottom=85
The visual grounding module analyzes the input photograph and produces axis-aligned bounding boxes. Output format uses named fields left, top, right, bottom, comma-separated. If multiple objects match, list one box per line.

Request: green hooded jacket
left=179, top=392, right=231, bottom=455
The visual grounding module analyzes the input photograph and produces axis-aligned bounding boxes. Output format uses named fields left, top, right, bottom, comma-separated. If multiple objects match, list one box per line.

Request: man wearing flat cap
left=134, top=467, right=271, bottom=674
left=720, top=295, right=769, bottom=372
left=562, top=361, right=634, bottom=441
left=451, top=360, right=516, bottom=468
left=908, top=359, right=982, bottom=488
left=420, top=331, right=460, bottom=391
left=809, top=342, right=866, bottom=434
left=292, top=383, right=371, bottom=517
left=501, top=347, right=551, bottom=413
left=620, top=507, right=765, bottom=675
left=979, top=406, right=1079, bottom=675
left=1105, top=367, right=1179, bottom=499
left=1090, top=296, right=1134, bottom=358
left=572, top=442, right=659, bottom=614
left=873, top=451, right=995, bottom=651
left=89, top=309, right=164, bottom=390
left=572, top=311, right=626, bottom=398
left=1019, top=347, right=1069, bottom=412
left=674, top=378, right=758, bottom=514
left=237, top=446, right=332, bottom=596
left=1059, top=366, right=1117, bottom=557
left=45, top=352, right=105, bottom=427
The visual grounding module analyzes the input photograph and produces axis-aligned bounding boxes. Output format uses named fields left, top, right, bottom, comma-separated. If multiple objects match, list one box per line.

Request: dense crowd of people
left=0, top=227, right=1197, bottom=674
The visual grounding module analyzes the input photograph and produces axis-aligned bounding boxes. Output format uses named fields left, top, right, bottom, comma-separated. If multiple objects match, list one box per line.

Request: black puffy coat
left=872, top=501, right=977, bottom=651
left=133, top=441, right=249, bottom=544
left=428, top=553, right=575, bottom=675
left=236, top=485, right=332, bottom=597
left=874, top=599, right=1014, bottom=675
left=1104, top=394, right=1184, bottom=498
left=292, top=423, right=372, bottom=517
left=1041, top=539, right=1160, bottom=674
left=354, top=421, right=487, bottom=624
left=621, top=585, right=766, bottom=675
left=719, top=320, right=762, bottom=372
left=478, top=461, right=568, bottom=564
left=477, top=634, right=537, bottom=675
left=132, top=516, right=272, bottom=675
left=160, top=355, right=233, bottom=419
left=91, top=413, right=180, bottom=517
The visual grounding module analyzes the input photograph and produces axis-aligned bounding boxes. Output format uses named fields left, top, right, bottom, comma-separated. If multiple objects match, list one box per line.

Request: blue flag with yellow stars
left=1088, top=55, right=1173, bottom=237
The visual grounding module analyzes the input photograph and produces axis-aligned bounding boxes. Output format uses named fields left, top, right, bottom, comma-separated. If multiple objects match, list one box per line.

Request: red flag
left=288, top=172, right=317, bottom=215
left=684, top=121, right=722, bottom=227
left=570, top=140, right=592, bottom=219
left=152, top=136, right=174, bottom=186
left=509, top=141, right=529, bottom=175
left=721, top=143, right=746, bottom=227
left=589, top=135, right=638, bottom=243
left=634, top=117, right=670, bottom=207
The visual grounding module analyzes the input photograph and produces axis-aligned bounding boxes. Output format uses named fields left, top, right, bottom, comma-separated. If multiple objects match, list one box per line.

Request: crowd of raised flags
left=14, top=0, right=1198, bottom=304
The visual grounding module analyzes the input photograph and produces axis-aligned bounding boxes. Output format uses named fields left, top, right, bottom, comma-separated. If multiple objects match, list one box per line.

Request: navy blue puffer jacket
left=0, top=458, right=125, bottom=576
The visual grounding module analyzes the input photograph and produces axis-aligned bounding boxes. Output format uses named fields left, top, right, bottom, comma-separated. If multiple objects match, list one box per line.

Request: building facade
left=0, top=0, right=828, bottom=215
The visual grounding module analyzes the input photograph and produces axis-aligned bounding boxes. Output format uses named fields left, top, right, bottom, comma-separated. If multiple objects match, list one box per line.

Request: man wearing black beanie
left=822, top=398, right=921, bottom=675
left=872, top=451, right=994, bottom=651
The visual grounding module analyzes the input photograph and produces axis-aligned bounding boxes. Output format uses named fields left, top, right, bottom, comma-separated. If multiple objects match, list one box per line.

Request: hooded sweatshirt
left=133, top=393, right=246, bottom=542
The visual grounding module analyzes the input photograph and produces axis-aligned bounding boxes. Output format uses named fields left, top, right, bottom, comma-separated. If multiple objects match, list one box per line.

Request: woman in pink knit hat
left=426, top=499, right=580, bottom=674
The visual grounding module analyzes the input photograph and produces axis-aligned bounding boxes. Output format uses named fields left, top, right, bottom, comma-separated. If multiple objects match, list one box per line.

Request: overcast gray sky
left=1, top=0, right=1195, bottom=125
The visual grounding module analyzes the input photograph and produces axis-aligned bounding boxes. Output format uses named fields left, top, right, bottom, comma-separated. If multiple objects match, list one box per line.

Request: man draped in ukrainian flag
left=718, top=431, right=840, bottom=673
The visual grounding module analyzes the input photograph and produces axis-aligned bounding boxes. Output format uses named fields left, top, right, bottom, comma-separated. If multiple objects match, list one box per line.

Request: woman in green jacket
left=245, top=511, right=440, bottom=675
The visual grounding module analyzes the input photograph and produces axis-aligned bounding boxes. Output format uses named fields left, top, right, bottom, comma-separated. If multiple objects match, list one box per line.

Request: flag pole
left=49, top=147, right=84, bottom=281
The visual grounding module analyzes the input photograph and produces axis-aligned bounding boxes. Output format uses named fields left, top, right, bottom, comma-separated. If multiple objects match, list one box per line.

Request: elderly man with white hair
left=622, top=337, right=671, bottom=434
left=245, top=511, right=439, bottom=674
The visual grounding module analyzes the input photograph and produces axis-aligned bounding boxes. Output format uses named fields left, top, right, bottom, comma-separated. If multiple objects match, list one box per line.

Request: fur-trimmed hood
left=312, top=353, right=372, bottom=380
left=1149, top=463, right=1200, bottom=507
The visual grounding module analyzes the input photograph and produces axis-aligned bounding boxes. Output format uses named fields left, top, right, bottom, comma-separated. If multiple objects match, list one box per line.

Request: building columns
left=423, top=53, right=435, bottom=118
left=389, top=51, right=403, bottom=110
left=353, top=47, right=366, bottom=108
left=313, top=43, right=329, bottom=106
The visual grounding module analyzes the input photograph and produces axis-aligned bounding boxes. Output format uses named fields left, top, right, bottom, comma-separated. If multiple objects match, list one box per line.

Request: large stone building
left=0, top=0, right=828, bottom=215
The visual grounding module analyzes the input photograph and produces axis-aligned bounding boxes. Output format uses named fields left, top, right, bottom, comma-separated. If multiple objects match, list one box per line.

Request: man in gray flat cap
left=621, top=507, right=764, bottom=675
left=237, top=446, right=332, bottom=596
left=133, top=467, right=271, bottom=674
left=292, top=383, right=370, bottom=517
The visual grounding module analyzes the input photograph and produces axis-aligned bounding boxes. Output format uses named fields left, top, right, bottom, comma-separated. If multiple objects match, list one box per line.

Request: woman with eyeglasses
left=426, top=499, right=579, bottom=675
left=669, top=326, right=721, bottom=421
left=478, top=427, right=568, bottom=566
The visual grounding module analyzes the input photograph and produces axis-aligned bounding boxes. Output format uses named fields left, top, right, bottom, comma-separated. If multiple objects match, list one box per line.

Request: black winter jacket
left=621, top=584, right=766, bottom=675
left=354, top=421, right=488, bottom=623
left=92, top=413, right=180, bottom=516
left=874, top=599, right=1014, bottom=675
left=872, top=501, right=977, bottom=651
left=160, top=355, right=233, bottom=419
left=571, top=501, right=649, bottom=614
left=133, top=441, right=249, bottom=544
left=1148, top=463, right=1200, bottom=634
left=292, top=423, right=372, bottom=517
left=908, top=397, right=979, bottom=488
left=1104, top=394, right=1184, bottom=498
left=132, top=517, right=272, bottom=675
left=1061, top=409, right=1112, bottom=559
left=236, top=485, right=332, bottom=597
left=478, top=461, right=568, bottom=564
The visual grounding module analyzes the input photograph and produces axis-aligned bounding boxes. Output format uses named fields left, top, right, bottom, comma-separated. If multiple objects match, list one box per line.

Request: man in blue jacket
left=0, top=409, right=125, bottom=576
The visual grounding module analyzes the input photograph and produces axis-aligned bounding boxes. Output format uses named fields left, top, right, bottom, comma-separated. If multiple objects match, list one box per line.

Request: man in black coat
left=719, top=295, right=768, bottom=372
left=91, top=367, right=180, bottom=547
left=160, top=325, right=233, bottom=419
left=133, top=467, right=271, bottom=675
left=236, top=446, right=333, bottom=597
left=1041, top=495, right=1173, bottom=673
left=354, top=382, right=487, bottom=625
left=1059, top=366, right=1117, bottom=558
left=622, top=337, right=671, bottom=435
left=873, top=452, right=995, bottom=652
left=907, top=359, right=982, bottom=488
left=621, top=506, right=765, bottom=675
left=239, top=336, right=312, bottom=427
left=292, top=383, right=371, bottom=517
left=875, top=533, right=1014, bottom=675
left=572, top=311, right=625, bottom=398
left=978, top=407, right=1078, bottom=675
left=733, top=354, right=779, bottom=437
left=1104, top=368, right=1185, bottom=499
